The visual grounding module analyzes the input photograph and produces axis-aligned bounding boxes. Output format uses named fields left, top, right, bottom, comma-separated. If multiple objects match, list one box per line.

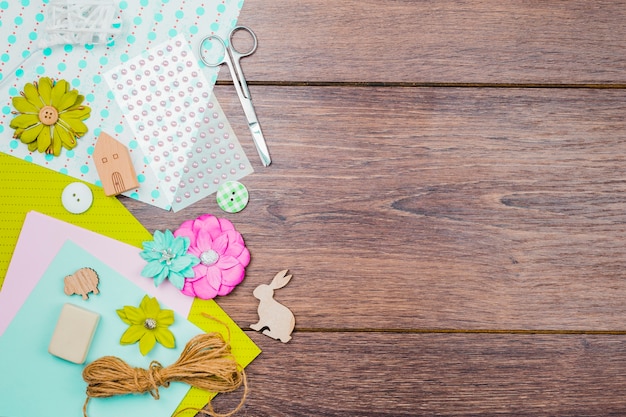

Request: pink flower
left=173, top=214, right=250, bottom=299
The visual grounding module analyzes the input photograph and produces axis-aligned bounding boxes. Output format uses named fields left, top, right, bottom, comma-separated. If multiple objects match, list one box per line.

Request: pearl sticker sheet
left=105, top=35, right=253, bottom=211
left=0, top=0, right=253, bottom=211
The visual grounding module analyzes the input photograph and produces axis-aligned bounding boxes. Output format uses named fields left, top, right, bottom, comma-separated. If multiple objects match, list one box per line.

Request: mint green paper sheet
left=0, top=240, right=205, bottom=417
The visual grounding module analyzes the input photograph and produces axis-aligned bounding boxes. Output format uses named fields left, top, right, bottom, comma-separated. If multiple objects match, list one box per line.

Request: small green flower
left=117, top=295, right=176, bottom=356
left=139, top=229, right=199, bottom=290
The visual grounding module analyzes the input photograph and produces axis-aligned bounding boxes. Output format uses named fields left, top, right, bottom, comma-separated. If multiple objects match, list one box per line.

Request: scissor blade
left=249, top=120, right=271, bottom=167
left=240, top=94, right=271, bottom=166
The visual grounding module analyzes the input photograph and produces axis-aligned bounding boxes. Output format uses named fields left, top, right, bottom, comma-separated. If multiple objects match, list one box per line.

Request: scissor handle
left=198, top=34, right=227, bottom=67
left=227, top=26, right=258, bottom=58
left=198, top=26, right=257, bottom=67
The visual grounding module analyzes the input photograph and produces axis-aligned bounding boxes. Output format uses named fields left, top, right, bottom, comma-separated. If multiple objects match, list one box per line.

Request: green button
left=216, top=181, right=249, bottom=213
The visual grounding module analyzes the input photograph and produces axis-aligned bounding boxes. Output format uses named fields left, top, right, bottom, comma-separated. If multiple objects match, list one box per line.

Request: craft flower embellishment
left=174, top=214, right=250, bottom=300
left=10, top=77, right=91, bottom=156
left=140, top=229, right=200, bottom=289
left=117, top=295, right=175, bottom=356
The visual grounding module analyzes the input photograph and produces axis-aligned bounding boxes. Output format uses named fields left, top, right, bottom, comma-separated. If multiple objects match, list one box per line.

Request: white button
left=62, top=182, right=94, bottom=214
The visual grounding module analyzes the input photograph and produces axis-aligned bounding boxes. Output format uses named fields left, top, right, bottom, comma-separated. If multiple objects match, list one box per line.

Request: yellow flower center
left=38, top=105, right=59, bottom=126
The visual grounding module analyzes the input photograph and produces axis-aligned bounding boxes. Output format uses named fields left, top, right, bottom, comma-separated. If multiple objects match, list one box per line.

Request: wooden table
left=122, top=1, right=626, bottom=415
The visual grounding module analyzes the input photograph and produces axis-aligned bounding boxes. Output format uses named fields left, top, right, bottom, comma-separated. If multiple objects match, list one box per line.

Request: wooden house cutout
left=93, top=132, right=139, bottom=196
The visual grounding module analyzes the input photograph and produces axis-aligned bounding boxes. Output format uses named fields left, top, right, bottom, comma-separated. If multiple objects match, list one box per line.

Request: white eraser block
left=48, top=303, right=100, bottom=364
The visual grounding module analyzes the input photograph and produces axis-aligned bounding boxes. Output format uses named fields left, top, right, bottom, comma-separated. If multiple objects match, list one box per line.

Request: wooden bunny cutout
left=250, top=270, right=295, bottom=343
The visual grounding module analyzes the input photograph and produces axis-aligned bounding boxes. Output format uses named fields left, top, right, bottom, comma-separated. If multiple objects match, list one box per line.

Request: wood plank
left=232, top=0, right=626, bottom=84
left=123, top=86, right=626, bottom=330
left=208, top=332, right=626, bottom=416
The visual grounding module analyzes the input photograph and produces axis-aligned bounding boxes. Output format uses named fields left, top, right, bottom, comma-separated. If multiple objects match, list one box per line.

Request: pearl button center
left=200, top=249, right=219, bottom=266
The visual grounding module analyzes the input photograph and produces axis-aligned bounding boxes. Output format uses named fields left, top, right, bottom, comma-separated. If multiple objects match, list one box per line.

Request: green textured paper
left=0, top=152, right=152, bottom=290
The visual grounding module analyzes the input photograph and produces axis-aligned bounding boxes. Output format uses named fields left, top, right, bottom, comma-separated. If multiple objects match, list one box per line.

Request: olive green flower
left=116, top=295, right=176, bottom=356
left=10, top=77, right=90, bottom=156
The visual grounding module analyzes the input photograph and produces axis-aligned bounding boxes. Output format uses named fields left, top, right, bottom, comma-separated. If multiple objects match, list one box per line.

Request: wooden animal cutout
left=93, top=132, right=139, bottom=196
left=250, top=270, right=295, bottom=343
left=64, top=267, right=100, bottom=300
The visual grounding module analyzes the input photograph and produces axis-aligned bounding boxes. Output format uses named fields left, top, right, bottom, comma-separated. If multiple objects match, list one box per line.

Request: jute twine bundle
left=82, top=330, right=247, bottom=417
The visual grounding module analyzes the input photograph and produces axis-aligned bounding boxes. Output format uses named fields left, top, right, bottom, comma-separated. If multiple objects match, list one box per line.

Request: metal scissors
left=199, top=26, right=271, bottom=167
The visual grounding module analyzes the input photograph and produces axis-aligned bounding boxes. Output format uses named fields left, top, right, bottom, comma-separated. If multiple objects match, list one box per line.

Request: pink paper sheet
left=0, top=211, right=193, bottom=336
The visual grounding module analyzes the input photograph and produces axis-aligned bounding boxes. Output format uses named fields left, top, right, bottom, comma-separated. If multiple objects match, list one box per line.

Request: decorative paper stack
left=0, top=211, right=261, bottom=416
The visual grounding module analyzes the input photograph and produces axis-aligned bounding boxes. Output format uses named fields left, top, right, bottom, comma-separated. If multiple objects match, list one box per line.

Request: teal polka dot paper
left=0, top=0, right=252, bottom=211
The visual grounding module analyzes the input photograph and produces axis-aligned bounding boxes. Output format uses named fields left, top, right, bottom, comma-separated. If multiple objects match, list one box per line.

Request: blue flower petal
left=170, top=236, right=185, bottom=256
left=163, top=229, right=175, bottom=246
left=153, top=267, right=169, bottom=286
left=141, top=260, right=165, bottom=278
left=152, top=230, right=166, bottom=248
left=180, top=236, right=191, bottom=252
left=187, top=254, right=200, bottom=267
left=169, top=256, right=191, bottom=272
left=168, top=271, right=185, bottom=289
left=139, top=248, right=162, bottom=261
left=179, top=265, right=197, bottom=278
left=142, top=240, right=156, bottom=251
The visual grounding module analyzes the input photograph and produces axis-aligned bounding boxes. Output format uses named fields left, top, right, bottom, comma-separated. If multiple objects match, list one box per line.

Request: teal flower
left=139, top=229, right=200, bottom=289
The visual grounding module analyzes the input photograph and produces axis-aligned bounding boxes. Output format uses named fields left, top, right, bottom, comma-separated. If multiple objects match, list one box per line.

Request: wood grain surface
left=120, top=1, right=626, bottom=414
left=205, top=333, right=626, bottom=417
left=229, top=0, right=626, bottom=85
left=208, top=332, right=626, bottom=416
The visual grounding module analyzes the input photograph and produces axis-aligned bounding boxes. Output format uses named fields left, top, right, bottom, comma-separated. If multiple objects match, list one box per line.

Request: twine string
left=82, top=331, right=247, bottom=417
